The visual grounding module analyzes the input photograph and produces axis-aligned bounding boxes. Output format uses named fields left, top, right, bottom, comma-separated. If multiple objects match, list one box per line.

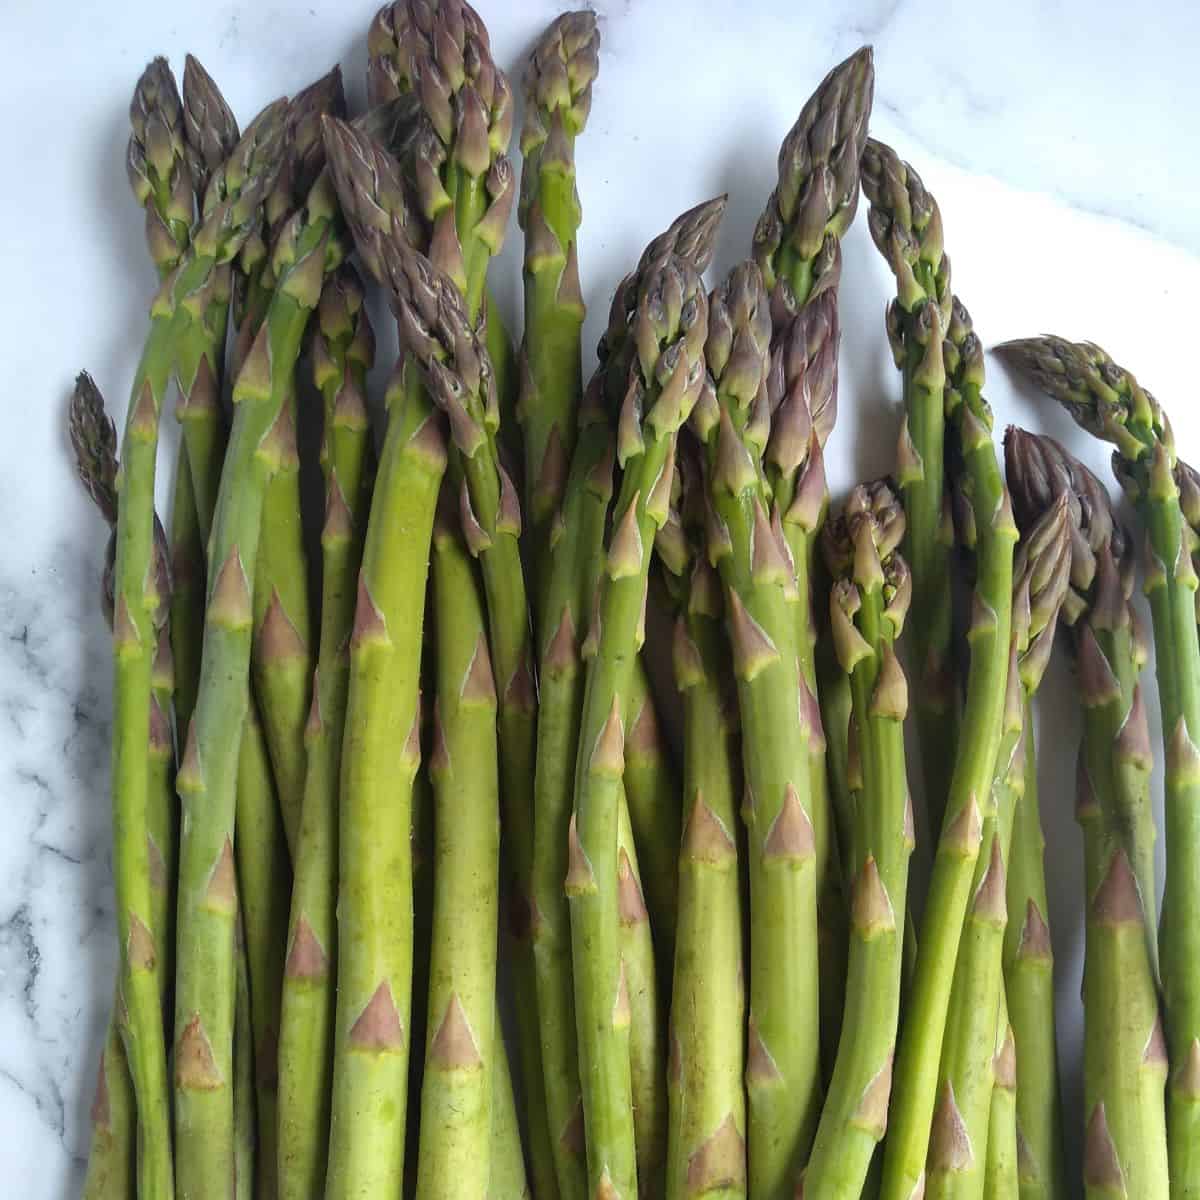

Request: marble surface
left=3, top=0, right=1199, bottom=1192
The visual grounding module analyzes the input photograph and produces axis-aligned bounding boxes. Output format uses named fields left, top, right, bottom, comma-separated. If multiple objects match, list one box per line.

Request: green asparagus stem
left=1003, top=427, right=1168, bottom=1198
left=491, top=1029, right=533, bottom=1200
left=319, top=113, right=444, bottom=1198
left=861, top=139, right=959, bottom=842
left=517, top=11, right=598, bottom=588
left=233, top=699, right=290, bottom=1200
left=415, top=497, right=502, bottom=1198
left=865, top=146, right=1018, bottom=1200
left=802, top=482, right=912, bottom=1199
left=997, top=344, right=1198, bottom=1176
left=233, top=920, right=259, bottom=1200
left=276, top=265, right=375, bottom=1200
left=695, top=261, right=818, bottom=1196
left=983, top=995, right=1018, bottom=1200
left=82, top=1004, right=137, bottom=1200
left=566, top=253, right=708, bottom=1199
left=167, top=104, right=318, bottom=1197
left=658, top=460, right=747, bottom=1200
left=927, top=492, right=1072, bottom=1200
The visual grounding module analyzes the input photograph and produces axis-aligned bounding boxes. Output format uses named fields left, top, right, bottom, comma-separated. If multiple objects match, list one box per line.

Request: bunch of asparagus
left=71, top=3, right=1197, bottom=1198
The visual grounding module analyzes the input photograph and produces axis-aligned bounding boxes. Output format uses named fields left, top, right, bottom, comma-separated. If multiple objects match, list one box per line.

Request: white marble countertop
left=3, top=0, right=1199, bottom=1192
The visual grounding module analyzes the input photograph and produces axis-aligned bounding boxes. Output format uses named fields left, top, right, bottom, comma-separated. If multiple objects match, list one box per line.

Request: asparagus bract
left=568, top=253, right=708, bottom=1199
left=861, top=139, right=958, bottom=840
left=868, top=148, right=1018, bottom=1200
left=805, top=481, right=912, bottom=1199
left=696, top=261, right=819, bottom=1196
left=1004, top=427, right=1168, bottom=1198
left=277, top=265, right=375, bottom=1200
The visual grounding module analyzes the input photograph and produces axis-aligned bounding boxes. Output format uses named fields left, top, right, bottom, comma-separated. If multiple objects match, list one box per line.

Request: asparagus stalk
left=865, top=145, right=1019, bottom=1200
left=318, top=112, right=445, bottom=1197
left=233, top=919, right=258, bottom=1200
left=517, top=10, right=599, bottom=590
left=1175, top=460, right=1200, bottom=629
left=82, top=1006, right=137, bottom=1200
left=927, top=496, right=1072, bottom=1200
left=983, top=995, right=1018, bottom=1200
left=694, top=260, right=818, bottom=1196
left=415, top=495, right=502, bottom=1198
left=997, top=348, right=1194, bottom=1155
left=657, top=450, right=747, bottom=1200
left=276, top=265, right=375, bottom=1199
left=803, top=481, right=912, bottom=1199
left=234, top=699, right=290, bottom=1200
left=566, top=253, right=708, bottom=1199
left=1004, top=427, right=1168, bottom=1198
left=169, top=105, right=326, bottom=1195
left=861, top=138, right=958, bottom=840
left=491, top=1027, right=534, bottom=1200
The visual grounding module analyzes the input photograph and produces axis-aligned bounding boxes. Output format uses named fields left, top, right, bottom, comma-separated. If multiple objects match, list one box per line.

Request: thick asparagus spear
left=927, top=495, right=1072, bottom=1200
left=566, top=253, right=707, bottom=1199
left=276, top=265, right=375, bottom=1200
left=861, top=139, right=958, bottom=841
left=999, top=340, right=1200, bottom=1176
left=1004, top=427, right=1168, bottom=1198
left=865, top=146, right=1019, bottom=1200
left=517, top=10, right=598, bottom=587
left=171, top=104, right=332, bottom=1195
left=694, top=260, right=818, bottom=1196
left=414, top=495, right=502, bottom=1198
left=804, top=481, right=912, bottom=1199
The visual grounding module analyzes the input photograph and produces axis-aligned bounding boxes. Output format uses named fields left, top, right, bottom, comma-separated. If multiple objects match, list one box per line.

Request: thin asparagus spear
left=171, top=105, right=326, bottom=1196
left=997, top=340, right=1198, bottom=1178
left=82, top=1005, right=137, bottom=1200
left=276, top=265, right=375, bottom=1200
left=114, top=92, right=285, bottom=1191
left=983, top=996, right=1018, bottom=1200
left=318, top=112, right=445, bottom=1198
left=803, top=482, right=912, bottom=1200
left=861, top=139, right=958, bottom=842
left=928, top=496, right=1072, bottom=1200
left=566, top=253, right=708, bottom=1199
left=866, top=146, right=1018, bottom=1200
left=415, top=495, right=501, bottom=1198
left=517, top=10, right=598, bottom=590
left=658, top=454, right=747, bottom=1200
left=233, top=698, right=289, bottom=1200
left=233, top=919, right=258, bottom=1200
left=1004, top=427, right=1168, bottom=1198
left=696, top=260, right=818, bottom=1197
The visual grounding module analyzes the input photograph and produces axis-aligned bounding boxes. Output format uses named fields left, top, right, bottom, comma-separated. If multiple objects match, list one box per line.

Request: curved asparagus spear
left=695, top=260, right=818, bottom=1196
left=276, top=265, right=375, bottom=1200
left=416, top=497, right=501, bottom=1198
left=567, top=253, right=708, bottom=1199
left=866, top=148, right=1018, bottom=1200
left=861, top=139, right=958, bottom=839
left=927, top=496, right=1072, bottom=1200
left=518, top=11, right=599, bottom=582
left=804, top=481, right=912, bottom=1200
left=1004, top=427, right=1167, bottom=1198
left=170, top=105, right=328, bottom=1197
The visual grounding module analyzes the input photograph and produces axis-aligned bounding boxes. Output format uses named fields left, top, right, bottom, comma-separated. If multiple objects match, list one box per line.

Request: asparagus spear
left=865, top=146, right=1019, bottom=1200
left=1175, top=459, right=1200, bottom=629
left=316, top=116, right=445, bottom=1194
left=517, top=10, right=599, bottom=591
left=70, top=371, right=171, bottom=1200
left=415, top=495, right=502, bottom=1198
left=927, top=495, right=1072, bottom=1200
left=656, top=445, right=747, bottom=1200
left=1000, top=344, right=1198, bottom=1172
left=694, top=260, right=818, bottom=1196
left=276, top=265, right=375, bottom=1200
left=170, top=103, right=329, bottom=1195
left=983, top=994, right=1019, bottom=1200
left=233, top=918, right=259, bottom=1200
left=804, top=481, right=912, bottom=1199
left=491, top=1027, right=534, bottom=1200
left=861, top=139, right=958, bottom=840
left=566, top=252, right=707, bottom=1199
left=1004, top=427, right=1167, bottom=1198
